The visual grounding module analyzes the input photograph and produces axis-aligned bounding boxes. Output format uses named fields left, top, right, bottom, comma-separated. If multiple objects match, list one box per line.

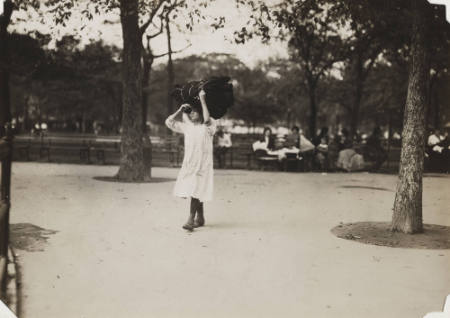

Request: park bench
left=41, top=136, right=90, bottom=162
left=13, top=135, right=89, bottom=162
left=13, top=135, right=33, bottom=161
left=89, top=136, right=121, bottom=164
left=151, top=136, right=182, bottom=167
left=88, top=135, right=182, bottom=166
left=213, top=146, right=234, bottom=169
left=282, top=152, right=304, bottom=172
left=252, top=149, right=279, bottom=171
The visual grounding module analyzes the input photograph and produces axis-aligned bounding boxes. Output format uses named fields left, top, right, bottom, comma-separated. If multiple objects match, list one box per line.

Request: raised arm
left=199, top=89, right=211, bottom=124
left=165, top=104, right=189, bottom=133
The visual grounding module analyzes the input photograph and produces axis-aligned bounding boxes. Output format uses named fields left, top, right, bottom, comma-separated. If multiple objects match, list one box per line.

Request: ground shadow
left=423, top=173, right=450, bottom=179
left=339, top=185, right=393, bottom=192
left=10, top=223, right=58, bottom=252
left=93, top=176, right=175, bottom=183
left=331, top=222, right=450, bottom=249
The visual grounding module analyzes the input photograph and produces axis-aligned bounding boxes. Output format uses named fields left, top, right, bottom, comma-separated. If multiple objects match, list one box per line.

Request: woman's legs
left=182, top=197, right=205, bottom=230
left=194, top=201, right=205, bottom=227
left=182, top=197, right=199, bottom=230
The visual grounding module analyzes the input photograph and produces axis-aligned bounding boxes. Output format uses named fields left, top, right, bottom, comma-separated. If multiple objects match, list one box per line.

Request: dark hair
left=372, top=126, right=382, bottom=136
left=263, top=127, right=272, bottom=136
left=319, top=127, right=328, bottom=137
left=292, top=126, right=299, bottom=133
left=261, top=127, right=275, bottom=150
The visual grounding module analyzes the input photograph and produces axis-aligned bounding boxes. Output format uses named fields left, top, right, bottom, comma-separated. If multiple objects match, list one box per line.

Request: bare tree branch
left=147, top=19, right=164, bottom=39
left=139, top=0, right=168, bottom=35
left=153, top=42, right=191, bottom=59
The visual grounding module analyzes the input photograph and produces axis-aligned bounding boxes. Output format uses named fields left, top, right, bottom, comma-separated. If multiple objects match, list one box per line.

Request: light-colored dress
left=165, top=115, right=216, bottom=202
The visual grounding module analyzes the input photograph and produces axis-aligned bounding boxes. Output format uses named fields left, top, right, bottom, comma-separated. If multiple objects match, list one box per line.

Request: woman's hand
left=179, top=103, right=191, bottom=112
left=199, top=89, right=206, bottom=99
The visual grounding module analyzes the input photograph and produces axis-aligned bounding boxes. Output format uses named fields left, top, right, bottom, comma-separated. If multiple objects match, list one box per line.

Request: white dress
left=165, top=115, right=216, bottom=202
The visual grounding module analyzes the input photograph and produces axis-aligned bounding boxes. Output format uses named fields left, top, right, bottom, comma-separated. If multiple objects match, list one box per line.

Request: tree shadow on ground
left=331, top=222, right=450, bottom=249
left=10, top=223, right=58, bottom=252
left=339, top=185, right=394, bottom=192
left=423, top=173, right=450, bottom=178
left=93, top=176, right=175, bottom=183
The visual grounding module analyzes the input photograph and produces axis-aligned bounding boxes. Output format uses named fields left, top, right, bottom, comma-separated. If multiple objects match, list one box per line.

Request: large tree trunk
left=307, top=82, right=317, bottom=138
left=117, top=0, right=149, bottom=181
left=391, top=0, right=430, bottom=234
left=142, top=54, right=153, bottom=131
left=141, top=49, right=154, bottom=178
left=166, top=16, right=174, bottom=117
left=349, top=54, right=364, bottom=145
left=0, top=0, right=13, bottom=133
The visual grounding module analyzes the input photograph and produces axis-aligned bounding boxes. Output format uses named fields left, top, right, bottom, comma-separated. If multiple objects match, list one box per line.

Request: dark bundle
left=171, top=76, right=234, bottom=119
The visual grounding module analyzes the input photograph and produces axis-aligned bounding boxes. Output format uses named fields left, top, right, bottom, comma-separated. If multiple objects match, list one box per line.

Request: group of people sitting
left=213, top=125, right=449, bottom=173
left=426, top=128, right=449, bottom=173
left=252, top=126, right=389, bottom=172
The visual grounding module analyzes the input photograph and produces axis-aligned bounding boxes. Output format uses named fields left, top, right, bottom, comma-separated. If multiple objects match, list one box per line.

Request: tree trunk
left=0, top=0, right=13, bottom=133
left=166, top=16, right=174, bottom=117
left=433, top=88, right=439, bottom=129
left=391, top=0, right=430, bottom=234
left=141, top=48, right=155, bottom=178
left=307, top=83, right=317, bottom=138
left=117, top=0, right=149, bottom=181
left=142, top=54, right=153, bottom=131
left=349, top=56, right=364, bottom=145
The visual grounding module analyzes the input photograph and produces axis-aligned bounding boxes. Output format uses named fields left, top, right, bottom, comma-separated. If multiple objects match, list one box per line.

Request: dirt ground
left=9, top=162, right=450, bottom=318
left=332, top=222, right=450, bottom=249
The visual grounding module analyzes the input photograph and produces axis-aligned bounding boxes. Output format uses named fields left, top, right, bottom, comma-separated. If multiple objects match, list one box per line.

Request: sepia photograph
left=0, top=0, right=449, bottom=317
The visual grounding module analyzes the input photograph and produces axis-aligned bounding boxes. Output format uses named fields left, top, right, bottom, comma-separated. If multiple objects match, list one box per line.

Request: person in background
left=277, top=126, right=302, bottom=169
left=252, top=127, right=275, bottom=152
left=215, top=128, right=232, bottom=168
left=338, top=128, right=352, bottom=151
left=314, top=127, right=329, bottom=171
left=365, top=126, right=388, bottom=171
left=285, top=126, right=301, bottom=148
left=427, top=128, right=449, bottom=172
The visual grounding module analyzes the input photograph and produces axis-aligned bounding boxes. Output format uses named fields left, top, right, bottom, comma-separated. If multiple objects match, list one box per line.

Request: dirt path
left=9, top=163, right=450, bottom=318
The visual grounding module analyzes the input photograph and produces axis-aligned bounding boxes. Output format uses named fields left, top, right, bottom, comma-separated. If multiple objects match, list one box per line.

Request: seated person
left=279, top=126, right=315, bottom=166
left=337, top=148, right=365, bottom=172
left=365, top=126, right=388, bottom=171
left=214, top=128, right=232, bottom=168
left=337, top=128, right=352, bottom=151
left=252, top=127, right=276, bottom=153
left=285, top=126, right=301, bottom=148
left=427, top=129, right=449, bottom=172
left=314, top=127, right=329, bottom=171
left=327, top=134, right=340, bottom=171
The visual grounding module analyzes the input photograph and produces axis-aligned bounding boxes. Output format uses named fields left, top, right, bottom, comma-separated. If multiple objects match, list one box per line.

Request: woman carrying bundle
left=165, top=90, right=216, bottom=231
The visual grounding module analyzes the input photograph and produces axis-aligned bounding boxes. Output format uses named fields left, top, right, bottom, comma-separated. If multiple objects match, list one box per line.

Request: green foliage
left=9, top=33, right=122, bottom=133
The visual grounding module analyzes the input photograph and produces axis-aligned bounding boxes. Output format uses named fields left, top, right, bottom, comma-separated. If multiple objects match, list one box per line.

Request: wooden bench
left=89, top=136, right=182, bottom=166
left=13, top=135, right=33, bottom=161
left=282, top=152, right=304, bottom=172
left=13, top=135, right=89, bottom=162
left=252, top=149, right=279, bottom=170
left=152, top=136, right=181, bottom=167
left=43, top=137, right=90, bottom=162
left=89, top=137, right=121, bottom=164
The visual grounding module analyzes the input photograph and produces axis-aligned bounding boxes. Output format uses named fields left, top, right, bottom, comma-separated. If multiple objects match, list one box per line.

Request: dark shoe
left=193, top=217, right=205, bottom=228
left=182, top=222, right=194, bottom=231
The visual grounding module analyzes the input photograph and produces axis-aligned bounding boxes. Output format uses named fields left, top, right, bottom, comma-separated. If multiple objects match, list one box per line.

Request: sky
left=8, top=0, right=288, bottom=68
left=6, top=0, right=448, bottom=67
